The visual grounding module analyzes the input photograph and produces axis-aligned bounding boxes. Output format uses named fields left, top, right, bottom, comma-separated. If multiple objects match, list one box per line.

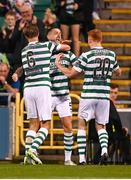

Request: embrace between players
left=12, top=24, right=121, bottom=165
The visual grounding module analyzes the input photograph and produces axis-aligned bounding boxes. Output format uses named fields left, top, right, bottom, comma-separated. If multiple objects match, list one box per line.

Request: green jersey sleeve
left=113, top=55, right=119, bottom=71
left=47, top=41, right=61, bottom=53
left=69, top=51, right=77, bottom=66
left=73, top=53, right=87, bottom=72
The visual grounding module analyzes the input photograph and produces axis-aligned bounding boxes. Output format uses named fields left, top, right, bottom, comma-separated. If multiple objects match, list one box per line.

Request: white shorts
left=52, top=95, right=72, bottom=118
left=78, top=98, right=110, bottom=125
left=24, top=86, right=52, bottom=121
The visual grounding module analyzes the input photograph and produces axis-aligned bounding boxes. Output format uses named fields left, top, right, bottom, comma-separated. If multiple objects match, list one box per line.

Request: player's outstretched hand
left=61, top=40, right=71, bottom=45
left=12, top=73, right=18, bottom=82
left=55, top=53, right=64, bottom=67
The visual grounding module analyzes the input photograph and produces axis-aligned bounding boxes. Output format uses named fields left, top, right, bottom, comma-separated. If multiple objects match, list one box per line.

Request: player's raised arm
left=55, top=53, right=79, bottom=78
left=58, top=43, right=71, bottom=51
left=12, top=66, right=23, bottom=82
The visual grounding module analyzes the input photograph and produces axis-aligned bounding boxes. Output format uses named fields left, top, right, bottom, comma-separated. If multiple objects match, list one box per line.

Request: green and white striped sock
left=77, top=129, right=86, bottom=163
left=98, top=129, right=108, bottom=156
left=64, top=132, right=73, bottom=162
left=30, top=127, right=48, bottom=152
left=25, top=130, right=36, bottom=154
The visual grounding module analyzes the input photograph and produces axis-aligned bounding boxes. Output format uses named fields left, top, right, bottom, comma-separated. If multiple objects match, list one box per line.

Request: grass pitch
left=0, top=164, right=131, bottom=179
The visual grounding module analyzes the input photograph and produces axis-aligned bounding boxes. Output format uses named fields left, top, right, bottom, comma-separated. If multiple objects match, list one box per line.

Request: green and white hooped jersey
left=73, top=47, right=119, bottom=100
left=22, top=41, right=60, bottom=89
left=50, top=51, right=77, bottom=96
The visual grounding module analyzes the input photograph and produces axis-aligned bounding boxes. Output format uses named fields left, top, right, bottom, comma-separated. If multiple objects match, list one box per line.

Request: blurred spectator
left=8, top=0, right=23, bottom=20
left=81, top=0, right=95, bottom=41
left=106, top=84, right=123, bottom=163
left=8, top=0, right=34, bottom=20
left=2, top=11, right=16, bottom=39
left=43, top=8, right=57, bottom=35
left=24, top=0, right=33, bottom=7
left=0, top=63, right=20, bottom=105
left=120, top=127, right=131, bottom=164
left=55, top=0, right=84, bottom=57
left=0, top=0, right=33, bottom=18
left=0, top=11, right=16, bottom=67
left=6, top=3, right=45, bottom=92
left=92, top=0, right=100, bottom=20
left=0, top=0, right=10, bottom=16
left=0, top=53, right=9, bottom=65
left=107, top=84, right=123, bottom=143
left=0, top=29, right=8, bottom=53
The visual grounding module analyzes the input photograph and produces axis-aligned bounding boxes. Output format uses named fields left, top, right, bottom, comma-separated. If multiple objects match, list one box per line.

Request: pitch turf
left=0, top=164, right=131, bottom=179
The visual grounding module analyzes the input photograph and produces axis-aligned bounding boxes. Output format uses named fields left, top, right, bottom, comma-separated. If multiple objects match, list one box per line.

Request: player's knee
left=78, top=118, right=86, bottom=130
left=63, top=126, right=72, bottom=133
left=29, top=119, right=40, bottom=132
left=40, top=120, right=51, bottom=130
left=95, top=123, right=105, bottom=131
left=62, top=123, right=72, bottom=132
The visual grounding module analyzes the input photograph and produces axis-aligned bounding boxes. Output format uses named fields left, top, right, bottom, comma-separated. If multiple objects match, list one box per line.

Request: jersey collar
left=91, top=46, right=103, bottom=50
left=28, top=41, right=39, bottom=45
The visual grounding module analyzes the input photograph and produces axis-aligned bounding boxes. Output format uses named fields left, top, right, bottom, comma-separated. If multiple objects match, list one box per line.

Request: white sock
left=25, top=130, right=36, bottom=154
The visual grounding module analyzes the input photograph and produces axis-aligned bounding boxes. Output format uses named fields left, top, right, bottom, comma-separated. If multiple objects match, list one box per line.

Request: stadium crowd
left=0, top=0, right=130, bottom=165
left=0, top=0, right=96, bottom=102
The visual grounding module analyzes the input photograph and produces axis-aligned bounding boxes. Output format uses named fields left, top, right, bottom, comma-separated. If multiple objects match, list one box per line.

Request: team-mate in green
left=12, top=28, right=76, bottom=165
left=20, top=24, right=70, bottom=164
left=55, top=29, right=121, bottom=165
left=47, top=28, right=77, bottom=165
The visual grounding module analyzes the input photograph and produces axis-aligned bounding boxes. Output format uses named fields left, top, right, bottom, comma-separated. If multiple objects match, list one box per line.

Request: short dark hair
left=110, top=83, right=119, bottom=89
left=23, top=24, right=39, bottom=39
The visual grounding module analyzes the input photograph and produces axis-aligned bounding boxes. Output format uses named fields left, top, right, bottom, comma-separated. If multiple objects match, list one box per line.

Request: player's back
left=81, top=47, right=118, bottom=100
left=22, top=41, right=54, bottom=89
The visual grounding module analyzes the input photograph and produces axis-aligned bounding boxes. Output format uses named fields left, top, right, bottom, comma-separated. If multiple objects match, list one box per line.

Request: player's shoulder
left=66, top=50, right=76, bottom=57
left=22, top=42, right=46, bottom=53
left=44, top=41, right=58, bottom=50
left=80, top=51, right=91, bottom=59
left=37, top=41, right=49, bottom=47
left=22, top=45, right=28, bottom=53
left=43, top=41, right=56, bottom=46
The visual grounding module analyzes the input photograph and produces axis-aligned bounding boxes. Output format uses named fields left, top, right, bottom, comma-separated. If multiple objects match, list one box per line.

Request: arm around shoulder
left=55, top=53, right=80, bottom=78
left=58, top=44, right=71, bottom=51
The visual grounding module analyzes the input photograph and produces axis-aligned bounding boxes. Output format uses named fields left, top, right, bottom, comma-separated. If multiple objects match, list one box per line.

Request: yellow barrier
left=15, top=93, right=80, bottom=156
left=15, top=93, right=21, bottom=156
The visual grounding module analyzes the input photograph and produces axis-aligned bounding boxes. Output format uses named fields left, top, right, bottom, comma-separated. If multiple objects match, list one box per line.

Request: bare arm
left=15, top=66, right=23, bottom=77
left=55, top=53, right=80, bottom=78
left=0, top=76, right=18, bottom=95
left=113, top=67, right=121, bottom=77
left=59, top=44, right=71, bottom=51
left=4, top=83, right=19, bottom=95
left=12, top=66, right=23, bottom=82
